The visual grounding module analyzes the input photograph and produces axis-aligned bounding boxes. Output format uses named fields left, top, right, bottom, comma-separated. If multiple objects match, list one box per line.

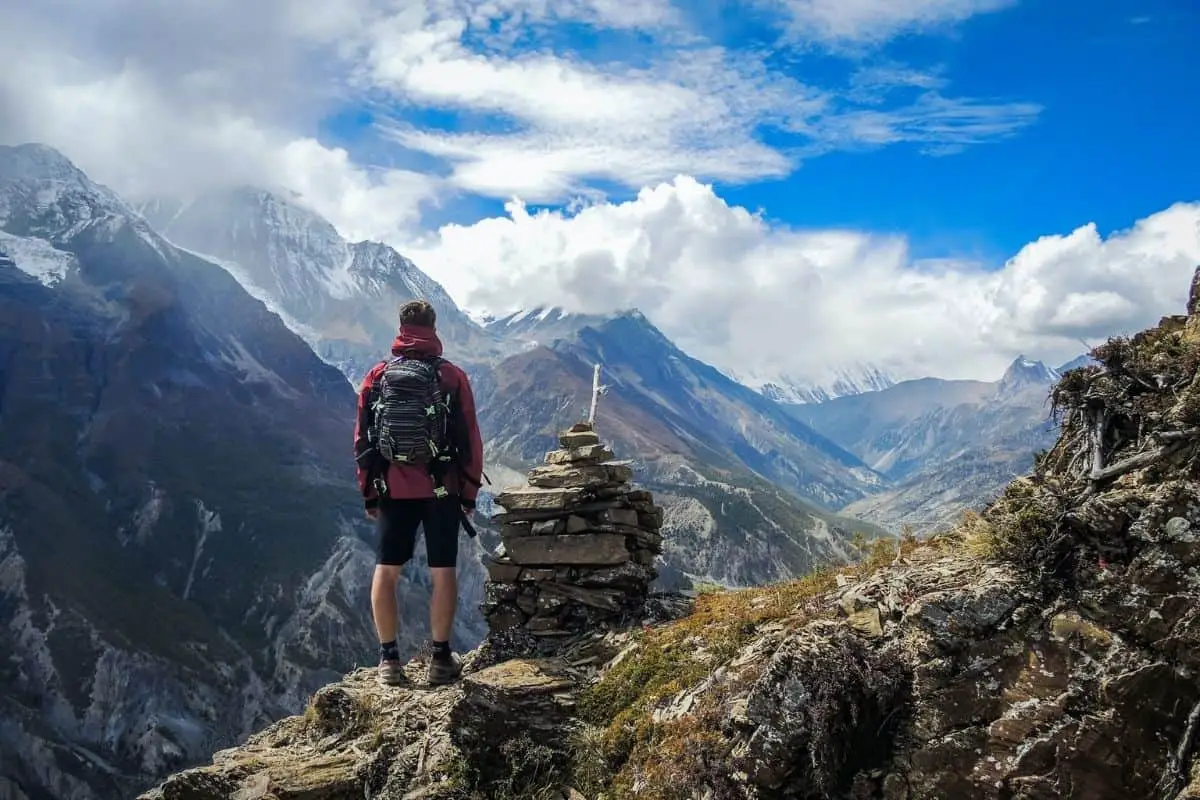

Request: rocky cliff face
left=139, top=267, right=1200, bottom=800
left=0, top=144, right=488, bottom=800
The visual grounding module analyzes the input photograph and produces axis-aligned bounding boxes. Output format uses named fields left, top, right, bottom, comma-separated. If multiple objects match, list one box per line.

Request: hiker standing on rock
left=353, top=300, right=485, bottom=686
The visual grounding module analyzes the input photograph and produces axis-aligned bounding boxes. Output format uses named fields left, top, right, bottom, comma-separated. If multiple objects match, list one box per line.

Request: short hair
left=399, top=300, right=436, bottom=328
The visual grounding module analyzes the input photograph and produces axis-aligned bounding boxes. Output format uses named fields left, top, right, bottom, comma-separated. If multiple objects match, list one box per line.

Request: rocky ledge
left=141, top=269, right=1200, bottom=800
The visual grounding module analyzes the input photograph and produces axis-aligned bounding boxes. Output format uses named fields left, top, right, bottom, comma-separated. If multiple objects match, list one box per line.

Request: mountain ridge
left=128, top=183, right=893, bottom=587
left=794, top=354, right=1076, bottom=529
left=136, top=266, right=1200, bottom=800
left=0, top=143, right=489, bottom=800
left=473, top=312, right=890, bottom=589
left=137, top=186, right=505, bottom=382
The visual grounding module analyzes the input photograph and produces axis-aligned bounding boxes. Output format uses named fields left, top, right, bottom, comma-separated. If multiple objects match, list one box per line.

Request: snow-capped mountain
left=1057, top=353, right=1098, bottom=373
left=731, top=363, right=898, bottom=405
left=996, top=354, right=1061, bottom=395
left=474, top=308, right=890, bottom=587
left=794, top=354, right=1076, bottom=530
left=0, top=144, right=489, bottom=800
left=488, top=307, right=899, bottom=406
left=138, top=188, right=503, bottom=382
left=482, top=305, right=617, bottom=346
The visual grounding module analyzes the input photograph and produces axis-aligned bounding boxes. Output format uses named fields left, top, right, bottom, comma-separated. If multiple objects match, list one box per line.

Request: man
left=353, top=300, right=484, bottom=686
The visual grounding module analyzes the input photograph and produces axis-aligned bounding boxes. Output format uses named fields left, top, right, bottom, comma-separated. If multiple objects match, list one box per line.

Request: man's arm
left=453, top=367, right=485, bottom=506
left=353, top=363, right=383, bottom=509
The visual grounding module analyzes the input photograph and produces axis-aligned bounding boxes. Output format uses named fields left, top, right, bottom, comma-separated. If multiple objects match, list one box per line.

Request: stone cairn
left=481, top=422, right=665, bottom=637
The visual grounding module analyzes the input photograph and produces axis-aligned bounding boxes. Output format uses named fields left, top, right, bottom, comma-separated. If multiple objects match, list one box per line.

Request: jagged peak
left=998, top=354, right=1060, bottom=392
left=730, top=362, right=898, bottom=405
left=0, top=142, right=84, bottom=179
left=347, top=239, right=414, bottom=274
left=225, top=186, right=339, bottom=236
left=0, top=142, right=125, bottom=206
left=0, top=142, right=154, bottom=241
left=490, top=305, right=646, bottom=328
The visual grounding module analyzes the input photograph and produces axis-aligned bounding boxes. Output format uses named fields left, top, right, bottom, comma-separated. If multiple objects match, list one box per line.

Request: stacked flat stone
left=481, top=423, right=665, bottom=636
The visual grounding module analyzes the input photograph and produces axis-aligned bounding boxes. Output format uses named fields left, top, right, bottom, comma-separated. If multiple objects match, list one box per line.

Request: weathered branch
left=1159, top=697, right=1200, bottom=799
left=1089, top=443, right=1182, bottom=482
left=1157, top=428, right=1200, bottom=442
left=1091, top=411, right=1107, bottom=476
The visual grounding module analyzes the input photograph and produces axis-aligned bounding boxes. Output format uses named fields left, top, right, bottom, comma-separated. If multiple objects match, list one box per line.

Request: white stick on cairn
left=587, top=363, right=608, bottom=425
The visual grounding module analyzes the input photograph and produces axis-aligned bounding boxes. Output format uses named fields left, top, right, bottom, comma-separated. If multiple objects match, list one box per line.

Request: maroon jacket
left=354, top=324, right=484, bottom=507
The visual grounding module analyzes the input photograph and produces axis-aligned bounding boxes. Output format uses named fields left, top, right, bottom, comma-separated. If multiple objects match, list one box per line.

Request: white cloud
left=811, top=92, right=1042, bottom=155
left=407, top=179, right=1200, bottom=383
left=365, top=8, right=823, bottom=199
left=0, top=0, right=1041, bottom=219
left=0, top=0, right=1103, bottom=390
left=362, top=1, right=1039, bottom=199
left=0, top=0, right=441, bottom=240
left=768, top=0, right=1017, bottom=45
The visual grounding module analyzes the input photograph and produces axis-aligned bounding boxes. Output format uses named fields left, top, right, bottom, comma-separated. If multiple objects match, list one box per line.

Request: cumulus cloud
left=0, top=0, right=438, bottom=239
left=0, top=0, right=1042, bottom=220
left=5, top=0, right=1159, bottom=389
left=408, top=179, right=1200, bottom=383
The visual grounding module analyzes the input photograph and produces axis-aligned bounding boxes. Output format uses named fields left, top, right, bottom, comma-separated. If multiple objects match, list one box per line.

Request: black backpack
left=370, top=356, right=453, bottom=468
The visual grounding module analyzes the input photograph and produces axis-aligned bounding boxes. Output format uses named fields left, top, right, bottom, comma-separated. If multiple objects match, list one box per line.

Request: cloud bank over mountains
left=414, top=182, right=1200, bottom=382
left=1, top=0, right=1194, bottom=384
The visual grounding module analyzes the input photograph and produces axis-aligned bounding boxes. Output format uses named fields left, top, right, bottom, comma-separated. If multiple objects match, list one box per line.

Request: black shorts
left=376, top=495, right=461, bottom=568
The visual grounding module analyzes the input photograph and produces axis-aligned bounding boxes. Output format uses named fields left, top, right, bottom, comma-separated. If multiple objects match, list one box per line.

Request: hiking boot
left=427, top=651, right=462, bottom=685
left=378, top=659, right=406, bottom=686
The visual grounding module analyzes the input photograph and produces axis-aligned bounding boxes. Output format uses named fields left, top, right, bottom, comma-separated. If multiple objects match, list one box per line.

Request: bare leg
left=430, top=566, right=457, bottom=642
left=371, top=564, right=401, bottom=647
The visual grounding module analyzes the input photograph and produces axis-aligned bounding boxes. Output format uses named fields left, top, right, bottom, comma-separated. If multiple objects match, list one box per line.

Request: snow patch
left=730, top=362, right=898, bottom=405
left=0, top=230, right=78, bottom=286
left=166, top=243, right=327, bottom=346
left=120, top=484, right=168, bottom=546
left=182, top=501, right=221, bottom=601
left=218, top=337, right=300, bottom=399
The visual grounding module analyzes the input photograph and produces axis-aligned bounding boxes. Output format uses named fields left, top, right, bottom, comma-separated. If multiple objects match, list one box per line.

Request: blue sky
left=313, top=0, right=1198, bottom=264
left=738, top=0, right=1199, bottom=259
left=4, top=0, right=1199, bottom=384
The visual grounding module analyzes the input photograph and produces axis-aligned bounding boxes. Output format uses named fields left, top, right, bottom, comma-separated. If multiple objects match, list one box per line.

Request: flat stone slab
left=494, top=486, right=586, bottom=512
left=460, top=659, right=576, bottom=730
left=527, top=462, right=633, bottom=489
left=544, top=444, right=615, bottom=465
left=573, top=562, right=655, bottom=590
left=484, top=557, right=523, bottom=583
left=504, top=533, right=631, bottom=566
left=491, top=498, right=636, bottom=523
left=559, top=431, right=601, bottom=448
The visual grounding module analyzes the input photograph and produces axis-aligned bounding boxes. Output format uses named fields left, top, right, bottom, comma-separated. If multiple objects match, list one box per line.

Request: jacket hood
left=391, top=324, right=444, bottom=358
